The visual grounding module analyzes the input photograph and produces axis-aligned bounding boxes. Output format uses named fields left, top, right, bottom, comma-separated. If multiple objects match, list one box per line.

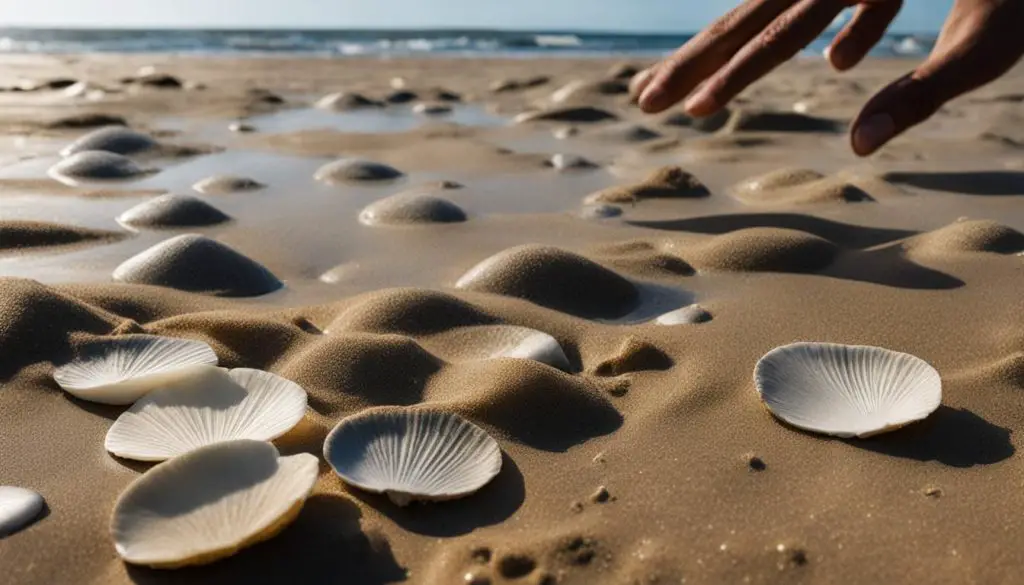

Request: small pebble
left=590, top=486, right=611, bottom=504
left=570, top=501, right=584, bottom=513
left=471, top=547, right=492, bottom=564
left=606, top=379, right=630, bottom=397
left=747, top=455, right=767, bottom=472
left=553, top=126, right=579, bottom=139
left=924, top=486, right=943, bottom=498
left=498, top=554, right=537, bottom=579
left=229, top=122, right=256, bottom=133
left=789, top=549, right=808, bottom=566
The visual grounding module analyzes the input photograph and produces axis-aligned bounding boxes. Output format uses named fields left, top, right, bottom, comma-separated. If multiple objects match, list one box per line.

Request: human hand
left=633, top=0, right=1024, bottom=156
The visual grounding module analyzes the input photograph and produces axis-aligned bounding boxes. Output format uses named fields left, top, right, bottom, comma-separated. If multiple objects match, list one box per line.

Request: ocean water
left=0, top=28, right=935, bottom=58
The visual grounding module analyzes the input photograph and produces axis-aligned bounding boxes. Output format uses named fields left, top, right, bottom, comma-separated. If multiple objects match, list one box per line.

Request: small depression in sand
left=244, top=104, right=507, bottom=134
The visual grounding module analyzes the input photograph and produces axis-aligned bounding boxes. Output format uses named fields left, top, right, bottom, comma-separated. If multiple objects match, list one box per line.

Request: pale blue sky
left=0, top=0, right=952, bottom=32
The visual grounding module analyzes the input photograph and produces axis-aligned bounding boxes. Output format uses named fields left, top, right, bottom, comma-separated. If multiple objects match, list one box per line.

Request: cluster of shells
left=1, top=329, right=944, bottom=566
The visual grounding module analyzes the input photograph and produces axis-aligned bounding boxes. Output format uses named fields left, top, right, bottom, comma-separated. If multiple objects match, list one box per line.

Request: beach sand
left=1, top=53, right=1023, bottom=584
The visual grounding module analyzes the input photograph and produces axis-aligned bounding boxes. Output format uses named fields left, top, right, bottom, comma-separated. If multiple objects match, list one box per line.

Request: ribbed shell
left=754, top=342, right=942, bottom=438
left=111, top=440, right=318, bottom=568
left=53, top=335, right=218, bottom=405
left=105, top=366, right=308, bottom=461
left=423, top=325, right=572, bottom=372
left=0, top=487, right=44, bottom=537
left=324, top=408, right=502, bottom=506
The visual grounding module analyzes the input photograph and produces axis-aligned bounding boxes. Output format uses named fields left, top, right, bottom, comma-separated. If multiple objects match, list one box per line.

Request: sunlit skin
left=633, top=0, right=1024, bottom=156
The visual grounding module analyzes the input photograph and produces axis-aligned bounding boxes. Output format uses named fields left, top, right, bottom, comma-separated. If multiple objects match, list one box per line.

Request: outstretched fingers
left=637, top=0, right=796, bottom=113
left=827, top=0, right=903, bottom=70
left=684, top=0, right=847, bottom=117
left=851, top=1, right=1024, bottom=156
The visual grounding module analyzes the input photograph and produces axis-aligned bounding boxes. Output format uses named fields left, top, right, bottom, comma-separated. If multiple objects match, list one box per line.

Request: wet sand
left=1, top=53, right=1024, bottom=585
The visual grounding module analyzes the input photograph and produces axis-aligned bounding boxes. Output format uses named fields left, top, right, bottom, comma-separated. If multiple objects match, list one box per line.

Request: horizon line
left=0, top=24, right=939, bottom=36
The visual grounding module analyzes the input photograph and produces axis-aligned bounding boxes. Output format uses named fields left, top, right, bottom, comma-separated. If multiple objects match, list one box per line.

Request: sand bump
left=315, top=92, right=383, bottom=110
left=0, top=220, right=125, bottom=251
left=192, top=175, right=266, bottom=195
left=112, top=234, right=283, bottom=296
left=585, top=166, right=709, bottom=204
left=360, top=192, right=467, bottom=226
left=60, top=126, right=159, bottom=157
left=118, top=194, right=231, bottom=228
left=456, top=244, right=638, bottom=318
left=315, top=159, right=404, bottom=184
left=49, top=151, right=150, bottom=183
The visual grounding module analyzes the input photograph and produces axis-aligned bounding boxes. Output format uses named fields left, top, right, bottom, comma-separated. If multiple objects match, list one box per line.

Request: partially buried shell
left=105, top=366, right=308, bottom=461
left=110, top=440, right=318, bottom=568
left=53, top=335, right=218, bottom=405
left=324, top=407, right=502, bottom=506
left=0, top=487, right=45, bottom=537
left=419, top=325, right=572, bottom=372
left=754, top=342, right=942, bottom=438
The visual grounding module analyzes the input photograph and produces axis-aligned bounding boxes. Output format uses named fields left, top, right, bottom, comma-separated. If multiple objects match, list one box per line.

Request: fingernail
left=853, top=113, right=895, bottom=154
left=638, top=83, right=664, bottom=112
left=684, top=92, right=711, bottom=116
left=629, top=68, right=654, bottom=98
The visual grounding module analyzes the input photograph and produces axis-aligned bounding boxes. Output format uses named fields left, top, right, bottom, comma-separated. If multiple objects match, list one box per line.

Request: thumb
left=849, top=68, right=948, bottom=156
left=851, top=2, right=1024, bottom=157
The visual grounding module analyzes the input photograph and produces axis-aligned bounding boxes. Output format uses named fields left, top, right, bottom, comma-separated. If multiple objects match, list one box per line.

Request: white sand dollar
left=0, top=487, right=45, bottom=537
left=422, top=325, right=571, bottom=371
left=53, top=335, right=218, bottom=405
left=105, top=366, right=308, bottom=461
left=754, top=342, right=942, bottom=438
left=324, top=408, right=502, bottom=506
left=111, top=440, right=318, bottom=568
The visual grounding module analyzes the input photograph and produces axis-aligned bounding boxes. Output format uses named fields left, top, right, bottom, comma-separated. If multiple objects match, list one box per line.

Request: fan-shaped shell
left=324, top=408, right=502, bottom=506
left=105, top=366, right=308, bottom=461
left=53, top=335, right=218, bottom=405
left=754, top=342, right=942, bottom=438
left=0, top=487, right=44, bottom=537
left=420, top=325, right=571, bottom=372
left=110, top=440, right=318, bottom=568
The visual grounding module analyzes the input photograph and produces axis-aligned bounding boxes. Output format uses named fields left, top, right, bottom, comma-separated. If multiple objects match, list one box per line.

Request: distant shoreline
left=0, top=28, right=937, bottom=58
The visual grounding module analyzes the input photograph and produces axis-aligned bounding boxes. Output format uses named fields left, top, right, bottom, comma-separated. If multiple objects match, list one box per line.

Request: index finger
left=684, top=0, right=845, bottom=117
left=638, top=0, right=798, bottom=113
